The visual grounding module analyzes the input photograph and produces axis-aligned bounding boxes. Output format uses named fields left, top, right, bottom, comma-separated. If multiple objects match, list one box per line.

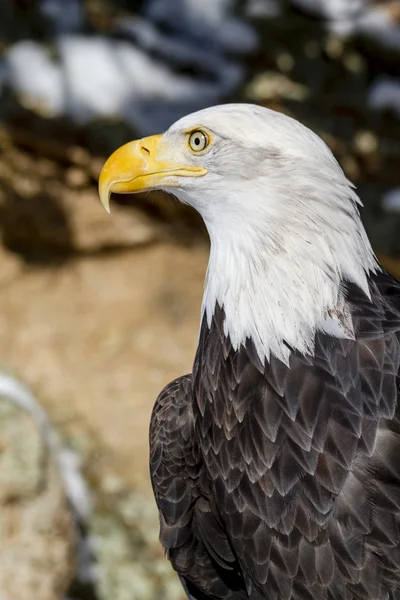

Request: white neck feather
left=201, top=184, right=378, bottom=364
left=170, top=104, right=379, bottom=363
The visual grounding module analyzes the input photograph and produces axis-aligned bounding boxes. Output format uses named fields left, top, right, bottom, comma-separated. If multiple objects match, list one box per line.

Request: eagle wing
left=193, top=272, right=400, bottom=600
left=150, top=375, right=248, bottom=600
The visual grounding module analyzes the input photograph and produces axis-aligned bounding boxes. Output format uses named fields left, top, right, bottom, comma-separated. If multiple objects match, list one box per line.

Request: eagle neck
left=201, top=215, right=377, bottom=365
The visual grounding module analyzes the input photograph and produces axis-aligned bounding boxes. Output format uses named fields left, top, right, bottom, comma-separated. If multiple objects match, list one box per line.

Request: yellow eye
left=188, top=130, right=209, bottom=152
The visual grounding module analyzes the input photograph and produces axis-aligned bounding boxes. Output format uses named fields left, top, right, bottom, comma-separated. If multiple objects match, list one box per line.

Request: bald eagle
left=99, top=104, right=400, bottom=600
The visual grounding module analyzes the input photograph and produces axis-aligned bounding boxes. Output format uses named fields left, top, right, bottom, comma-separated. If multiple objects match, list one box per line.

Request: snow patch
left=4, top=0, right=256, bottom=134
left=6, top=41, right=64, bottom=116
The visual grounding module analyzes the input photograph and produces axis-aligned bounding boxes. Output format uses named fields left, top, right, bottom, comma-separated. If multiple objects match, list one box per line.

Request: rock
left=4, top=0, right=257, bottom=135
left=87, top=489, right=184, bottom=600
left=0, top=394, right=76, bottom=600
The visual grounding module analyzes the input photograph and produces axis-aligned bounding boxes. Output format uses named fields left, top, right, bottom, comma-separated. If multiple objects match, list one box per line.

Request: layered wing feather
left=150, top=375, right=248, bottom=599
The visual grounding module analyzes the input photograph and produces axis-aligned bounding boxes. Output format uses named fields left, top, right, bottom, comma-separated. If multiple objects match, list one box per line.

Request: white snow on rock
left=59, top=33, right=244, bottom=132
left=5, top=33, right=244, bottom=132
left=6, top=41, right=65, bottom=116
left=59, top=36, right=138, bottom=123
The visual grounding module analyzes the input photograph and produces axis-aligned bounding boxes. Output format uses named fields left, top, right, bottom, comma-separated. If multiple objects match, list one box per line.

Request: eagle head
left=99, top=104, right=377, bottom=363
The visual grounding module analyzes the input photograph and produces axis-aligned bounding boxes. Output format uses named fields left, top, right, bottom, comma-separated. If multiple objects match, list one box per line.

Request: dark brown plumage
left=150, top=270, right=400, bottom=600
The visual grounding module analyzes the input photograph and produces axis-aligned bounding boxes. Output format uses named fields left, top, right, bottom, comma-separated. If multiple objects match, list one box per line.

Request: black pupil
left=195, top=136, right=200, bottom=145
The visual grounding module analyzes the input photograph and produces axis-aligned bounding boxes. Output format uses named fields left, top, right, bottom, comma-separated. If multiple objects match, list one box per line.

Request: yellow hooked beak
left=98, top=134, right=207, bottom=213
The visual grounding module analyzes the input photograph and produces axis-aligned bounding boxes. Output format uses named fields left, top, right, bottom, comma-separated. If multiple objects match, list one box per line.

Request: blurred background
left=0, top=0, right=399, bottom=599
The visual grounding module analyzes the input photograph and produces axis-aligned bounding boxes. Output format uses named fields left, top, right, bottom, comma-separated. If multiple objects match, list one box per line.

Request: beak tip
left=100, top=194, right=111, bottom=214
left=98, top=179, right=112, bottom=214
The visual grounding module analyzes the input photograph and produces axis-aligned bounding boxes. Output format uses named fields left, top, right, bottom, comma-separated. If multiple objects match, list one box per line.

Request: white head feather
left=164, top=103, right=378, bottom=363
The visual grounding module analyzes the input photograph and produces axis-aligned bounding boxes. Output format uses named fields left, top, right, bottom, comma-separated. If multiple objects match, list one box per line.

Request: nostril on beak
left=140, top=144, right=150, bottom=155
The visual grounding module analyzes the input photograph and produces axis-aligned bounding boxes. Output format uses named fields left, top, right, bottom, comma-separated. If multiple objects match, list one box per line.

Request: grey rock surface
left=0, top=394, right=76, bottom=600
